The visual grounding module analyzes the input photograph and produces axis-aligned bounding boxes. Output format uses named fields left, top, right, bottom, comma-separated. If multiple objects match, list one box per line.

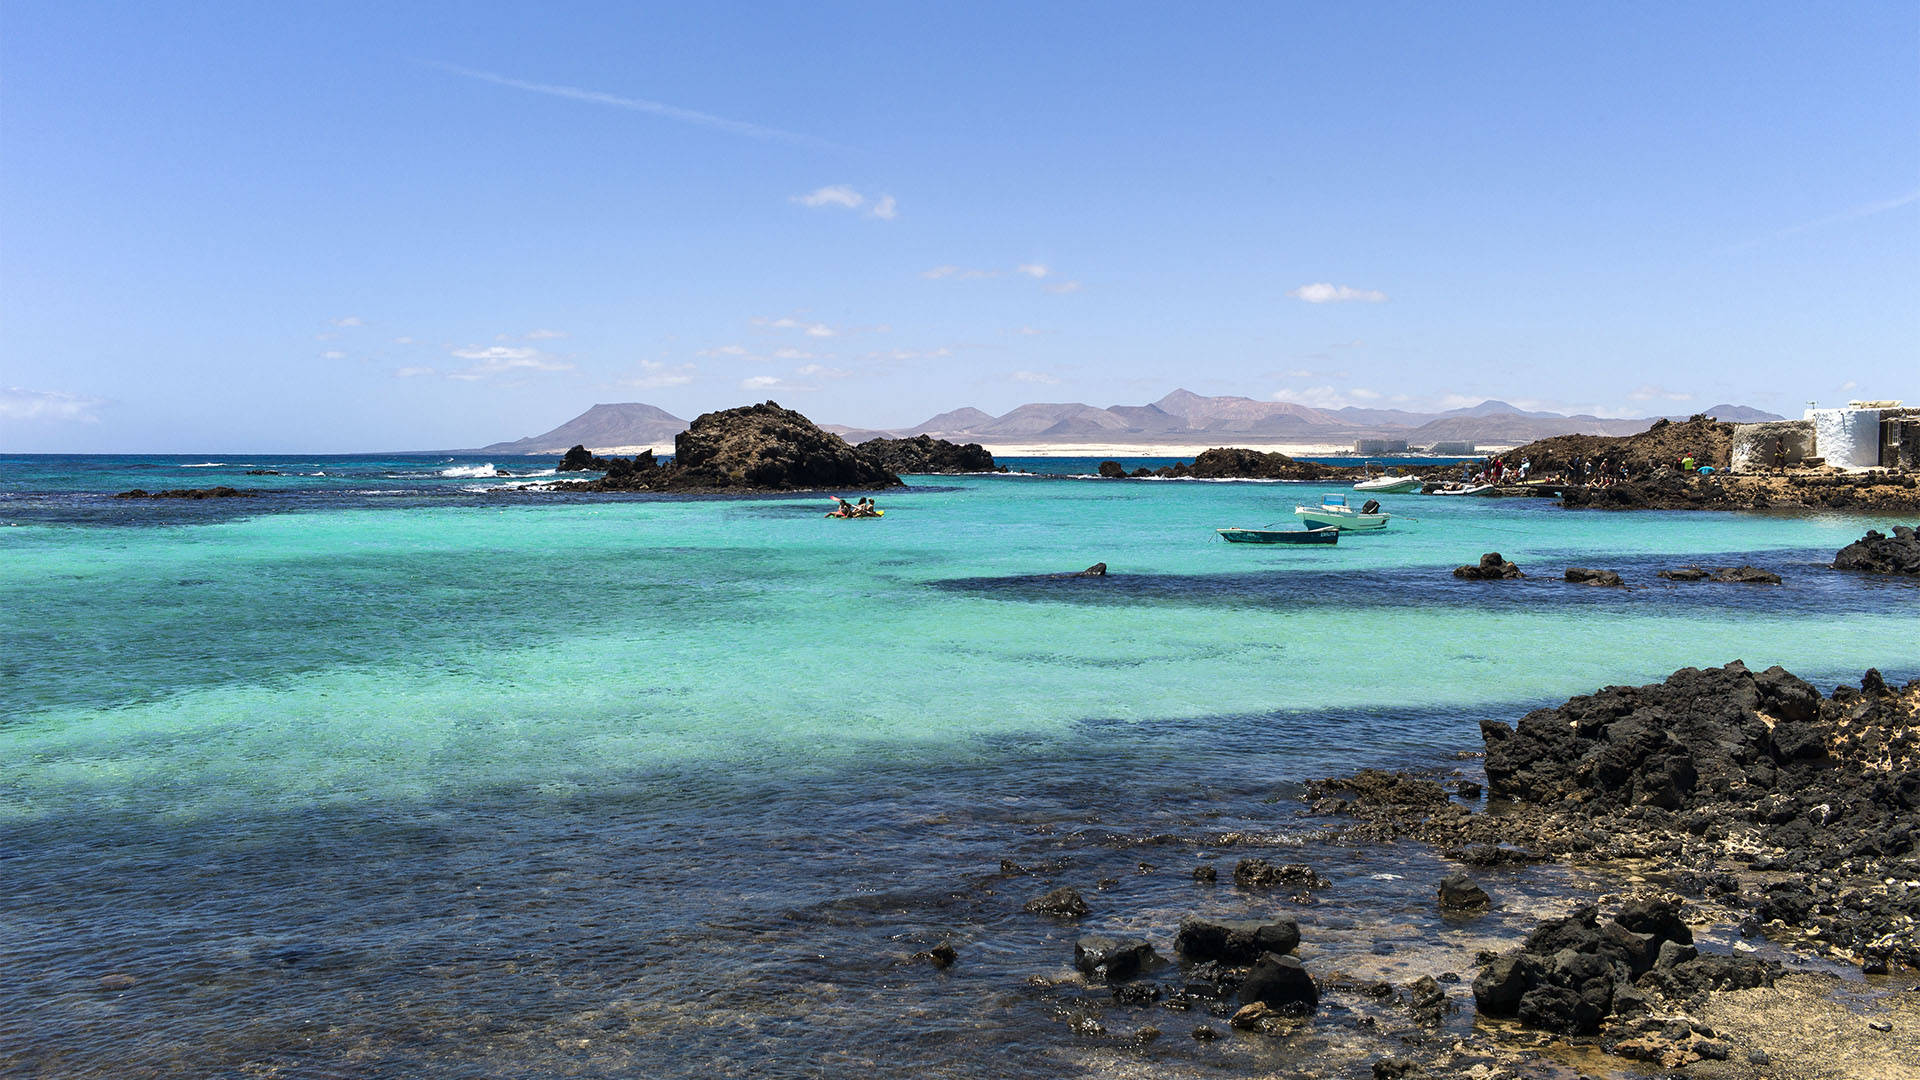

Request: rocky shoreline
left=971, top=662, right=1920, bottom=1078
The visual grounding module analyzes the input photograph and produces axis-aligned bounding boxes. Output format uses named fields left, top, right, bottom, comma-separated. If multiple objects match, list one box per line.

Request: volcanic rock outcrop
left=856, top=434, right=995, bottom=474
left=1453, top=553, right=1524, bottom=579
left=575, top=402, right=902, bottom=493
left=556, top=445, right=613, bottom=471
left=1833, top=525, right=1920, bottom=575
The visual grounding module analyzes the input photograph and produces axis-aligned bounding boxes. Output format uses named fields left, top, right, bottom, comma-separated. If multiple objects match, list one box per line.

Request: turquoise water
left=3, top=455, right=1916, bottom=1076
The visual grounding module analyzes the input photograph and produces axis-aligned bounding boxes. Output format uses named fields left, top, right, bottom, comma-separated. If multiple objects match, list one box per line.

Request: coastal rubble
left=1833, top=525, right=1920, bottom=575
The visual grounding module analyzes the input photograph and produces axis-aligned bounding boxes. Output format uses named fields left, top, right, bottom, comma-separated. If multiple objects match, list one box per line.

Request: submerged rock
left=113, top=486, right=257, bottom=499
left=1232, top=858, right=1329, bottom=890
left=1453, top=553, right=1524, bottom=579
left=1657, top=564, right=1781, bottom=583
left=1832, top=525, right=1920, bottom=575
left=1565, top=567, right=1624, bottom=586
left=1025, top=886, right=1090, bottom=919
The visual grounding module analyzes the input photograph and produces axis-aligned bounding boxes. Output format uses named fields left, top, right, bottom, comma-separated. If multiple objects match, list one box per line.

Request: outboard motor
left=1361, top=499, right=1381, bottom=514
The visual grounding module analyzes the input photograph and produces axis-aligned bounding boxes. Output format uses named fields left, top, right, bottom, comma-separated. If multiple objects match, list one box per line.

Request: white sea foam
left=182, top=462, right=226, bottom=468
left=439, top=463, right=501, bottom=478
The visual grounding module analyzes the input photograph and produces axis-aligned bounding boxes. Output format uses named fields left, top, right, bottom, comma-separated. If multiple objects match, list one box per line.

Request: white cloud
left=427, top=61, right=829, bottom=146
left=754, top=315, right=841, bottom=337
left=445, top=344, right=574, bottom=379
left=699, top=344, right=752, bottom=358
left=740, top=374, right=819, bottom=393
left=1044, top=280, right=1082, bottom=294
left=1271, top=385, right=1387, bottom=409
left=922, top=265, right=998, bottom=280
left=870, top=194, right=897, bottom=220
left=1011, top=370, right=1061, bottom=384
left=1288, top=283, right=1388, bottom=304
left=627, top=360, right=695, bottom=389
left=1016, top=263, right=1049, bottom=279
left=321, top=350, right=347, bottom=360
left=1627, top=384, right=1694, bottom=402
left=1014, top=326, right=1049, bottom=336
left=793, top=185, right=864, bottom=209
left=524, top=328, right=568, bottom=340
left=1842, top=380, right=1859, bottom=391
left=393, top=336, right=416, bottom=345
left=394, top=366, right=438, bottom=378
left=772, top=347, right=818, bottom=360
left=795, top=363, right=851, bottom=378
left=0, top=386, right=105, bottom=422
left=867, top=347, right=954, bottom=362
left=331, top=315, right=364, bottom=327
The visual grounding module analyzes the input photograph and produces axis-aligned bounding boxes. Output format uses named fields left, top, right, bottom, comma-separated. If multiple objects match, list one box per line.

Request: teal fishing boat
left=1216, top=525, right=1340, bottom=545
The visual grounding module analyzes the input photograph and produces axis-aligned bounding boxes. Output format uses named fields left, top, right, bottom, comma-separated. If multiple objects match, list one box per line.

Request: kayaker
left=833, top=498, right=855, bottom=517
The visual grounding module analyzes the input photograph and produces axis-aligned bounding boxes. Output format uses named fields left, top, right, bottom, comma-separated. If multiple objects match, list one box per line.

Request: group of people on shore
left=1465, top=455, right=1532, bottom=485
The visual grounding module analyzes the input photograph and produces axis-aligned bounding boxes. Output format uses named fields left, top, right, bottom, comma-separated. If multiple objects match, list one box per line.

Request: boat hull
left=1295, top=508, right=1390, bottom=531
left=1217, top=526, right=1339, bottom=545
left=1353, top=477, right=1422, bottom=493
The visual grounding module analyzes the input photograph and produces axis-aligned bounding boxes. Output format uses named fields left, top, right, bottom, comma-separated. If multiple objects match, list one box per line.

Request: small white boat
left=1432, top=483, right=1496, bottom=496
left=1295, top=493, right=1392, bottom=531
left=1353, top=474, right=1422, bottom=493
left=1353, top=461, right=1422, bottom=494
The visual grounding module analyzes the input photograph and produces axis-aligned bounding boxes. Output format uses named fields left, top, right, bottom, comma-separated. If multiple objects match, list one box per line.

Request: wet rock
left=1869, top=1019, right=1893, bottom=1032
left=856, top=434, right=994, bottom=475
left=243, top=469, right=280, bottom=475
left=1657, top=564, right=1781, bottom=583
left=1437, top=872, right=1491, bottom=912
left=97, top=973, right=136, bottom=991
left=1066, top=1013, right=1105, bottom=1037
left=1232, top=858, right=1329, bottom=890
left=1191, top=864, right=1217, bottom=884
left=1174, top=916, right=1301, bottom=963
left=1372, top=1058, right=1426, bottom=1079
left=1229, top=1002, right=1275, bottom=1030
left=1185, top=447, right=1340, bottom=481
left=1565, top=567, right=1624, bottom=586
left=1097, top=460, right=1127, bottom=479
left=1407, top=975, right=1448, bottom=1025
left=1833, top=525, right=1920, bottom=575
left=1453, top=552, right=1524, bottom=579
left=1305, top=769, right=1449, bottom=808
left=1112, top=982, right=1161, bottom=1006
left=913, top=941, right=958, bottom=968
left=1074, top=936, right=1159, bottom=983
left=1454, top=780, right=1482, bottom=799
left=1239, top=953, right=1318, bottom=1014
left=1190, top=1024, right=1219, bottom=1040
left=1516, top=983, right=1602, bottom=1035
left=1025, top=886, right=1090, bottom=919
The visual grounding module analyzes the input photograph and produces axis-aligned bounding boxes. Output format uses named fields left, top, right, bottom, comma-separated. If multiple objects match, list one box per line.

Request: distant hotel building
left=1353, top=438, right=1410, bottom=455
left=1427, top=441, right=1477, bottom=455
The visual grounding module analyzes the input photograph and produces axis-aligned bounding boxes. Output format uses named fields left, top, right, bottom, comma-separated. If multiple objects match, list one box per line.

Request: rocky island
left=561, top=402, right=903, bottom=493
left=855, top=434, right=997, bottom=474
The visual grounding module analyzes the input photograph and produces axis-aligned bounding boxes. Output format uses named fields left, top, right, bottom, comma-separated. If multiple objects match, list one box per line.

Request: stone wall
left=1730, top=420, right=1814, bottom=472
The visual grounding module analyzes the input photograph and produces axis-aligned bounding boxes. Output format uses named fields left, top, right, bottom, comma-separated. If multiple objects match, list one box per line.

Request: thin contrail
left=1726, top=186, right=1920, bottom=251
left=424, top=61, right=837, bottom=148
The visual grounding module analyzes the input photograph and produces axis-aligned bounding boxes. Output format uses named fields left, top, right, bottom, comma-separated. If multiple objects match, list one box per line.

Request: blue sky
left=2, top=2, right=1915, bottom=451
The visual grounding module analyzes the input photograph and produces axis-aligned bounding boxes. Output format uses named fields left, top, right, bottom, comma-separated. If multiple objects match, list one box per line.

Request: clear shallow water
left=3, top=456, right=1916, bottom=1077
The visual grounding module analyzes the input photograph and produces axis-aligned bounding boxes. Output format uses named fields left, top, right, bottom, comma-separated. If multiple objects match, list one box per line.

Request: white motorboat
left=1353, top=475, right=1423, bottom=493
left=1294, top=493, right=1392, bottom=531
left=1353, top=461, right=1422, bottom=494
left=1432, top=483, right=1496, bottom=496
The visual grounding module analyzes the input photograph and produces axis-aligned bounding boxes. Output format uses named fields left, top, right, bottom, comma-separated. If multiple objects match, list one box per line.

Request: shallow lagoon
left=3, top=458, right=1916, bottom=1076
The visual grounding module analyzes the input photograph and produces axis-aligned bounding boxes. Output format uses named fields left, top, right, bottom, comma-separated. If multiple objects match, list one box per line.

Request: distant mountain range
left=476, top=391, right=1784, bottom=454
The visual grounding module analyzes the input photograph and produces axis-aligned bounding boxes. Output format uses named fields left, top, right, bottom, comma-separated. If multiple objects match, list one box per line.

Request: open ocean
left=4, top=454, right=1917, bottom=1078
